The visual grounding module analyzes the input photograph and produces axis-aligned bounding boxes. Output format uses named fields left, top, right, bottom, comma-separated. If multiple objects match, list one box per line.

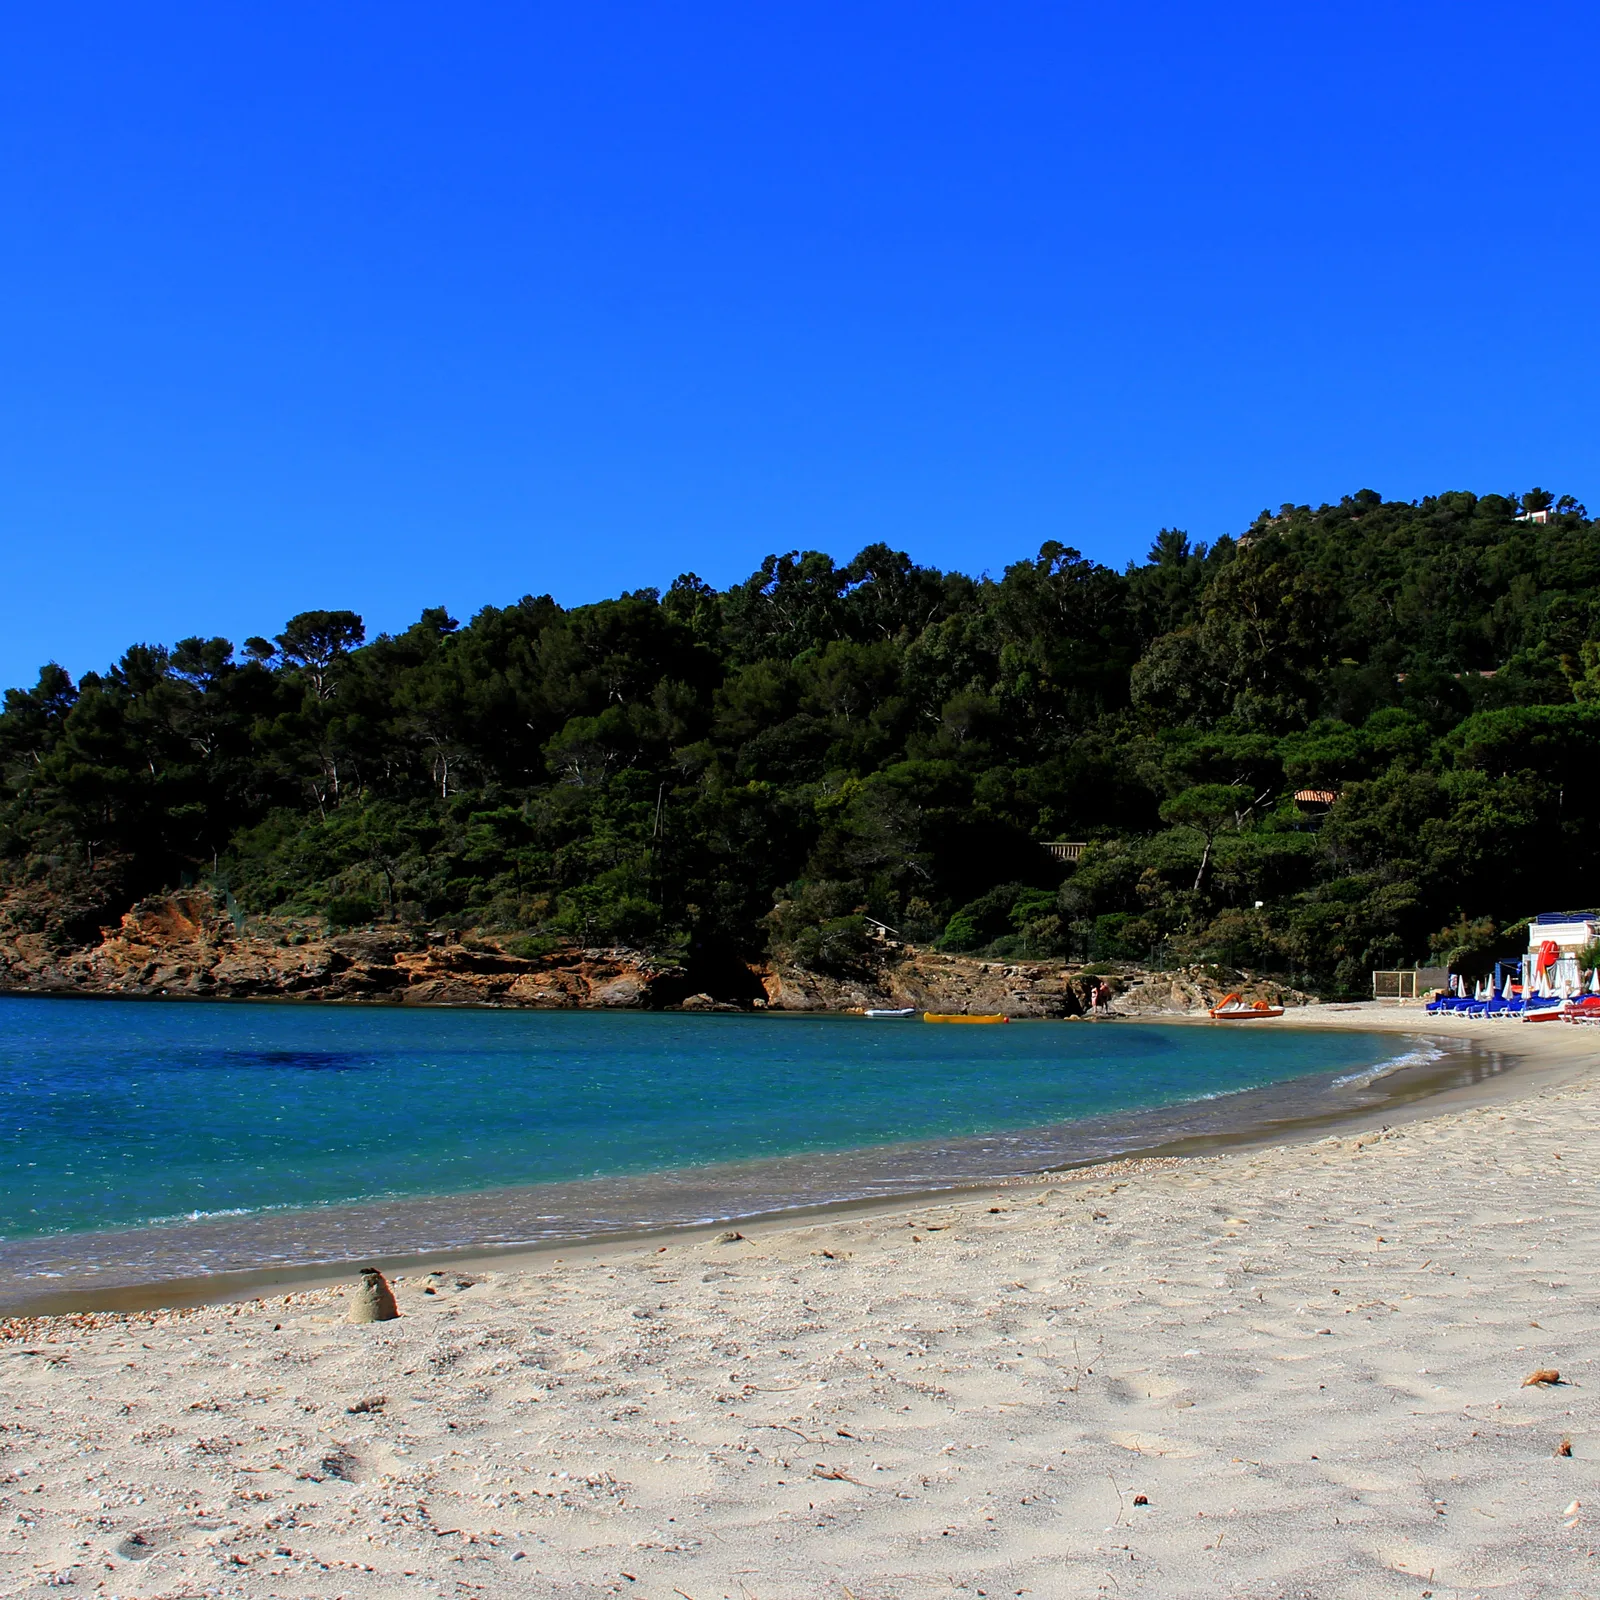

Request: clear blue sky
left=1, top=1, right=1595, bottom=691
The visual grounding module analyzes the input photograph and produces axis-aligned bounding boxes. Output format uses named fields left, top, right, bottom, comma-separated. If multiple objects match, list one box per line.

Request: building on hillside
left=1527, top=911, right=1600, bottom=990
left=1292, top=789, right=1340, bottom=828
left=1044, top=841, right=1086, bottom=864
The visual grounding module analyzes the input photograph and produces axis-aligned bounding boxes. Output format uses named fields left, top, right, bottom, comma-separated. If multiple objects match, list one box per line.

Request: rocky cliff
left=0, top=888, right=1312, bottom=1015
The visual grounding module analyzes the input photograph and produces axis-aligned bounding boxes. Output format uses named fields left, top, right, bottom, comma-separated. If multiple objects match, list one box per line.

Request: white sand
left=3, top=1008, right=1598, bottom=1599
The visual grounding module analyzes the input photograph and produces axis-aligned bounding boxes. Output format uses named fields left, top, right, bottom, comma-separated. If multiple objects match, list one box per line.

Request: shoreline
left=2, top=1005, right=1583, bottom=1318
left=3, top=1004, right=1597, bottom=1595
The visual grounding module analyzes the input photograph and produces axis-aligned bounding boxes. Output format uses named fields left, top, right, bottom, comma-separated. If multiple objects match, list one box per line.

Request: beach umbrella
left=1590, top=967, right=1599, bottom=996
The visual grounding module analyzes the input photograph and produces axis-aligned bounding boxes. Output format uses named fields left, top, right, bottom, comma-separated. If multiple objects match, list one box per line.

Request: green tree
left=1159, top=784, right=1251, bottom=893
left=274, top=611, right=366, bottom=700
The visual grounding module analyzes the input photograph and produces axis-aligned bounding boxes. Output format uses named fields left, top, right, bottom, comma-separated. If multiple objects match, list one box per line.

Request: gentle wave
left=1330, top=1039, right=1450, bottom=1089
left=141, top=1202, right=308, bottom=1227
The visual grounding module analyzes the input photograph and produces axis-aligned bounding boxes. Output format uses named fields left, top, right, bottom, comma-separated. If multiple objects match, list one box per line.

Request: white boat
left=864, top=1008, right=918, bottom=1018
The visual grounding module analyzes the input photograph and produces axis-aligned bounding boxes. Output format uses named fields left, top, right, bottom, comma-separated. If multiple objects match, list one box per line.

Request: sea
left=0, top=996, right=1504, bottom=1310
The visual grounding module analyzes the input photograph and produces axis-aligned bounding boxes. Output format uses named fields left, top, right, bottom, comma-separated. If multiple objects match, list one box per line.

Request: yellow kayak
left=923, top=1013, right=1010, bottom=1024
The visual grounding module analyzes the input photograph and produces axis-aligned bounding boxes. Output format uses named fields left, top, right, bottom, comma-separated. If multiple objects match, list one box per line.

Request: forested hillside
left=5, top=487, right=1599, bottom=996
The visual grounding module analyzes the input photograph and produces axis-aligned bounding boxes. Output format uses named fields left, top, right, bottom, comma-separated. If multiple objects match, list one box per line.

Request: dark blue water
left=0, top=997, right=1420, bottom=1244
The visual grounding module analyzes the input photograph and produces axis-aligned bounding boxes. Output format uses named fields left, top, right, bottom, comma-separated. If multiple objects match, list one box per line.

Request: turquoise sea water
left=0, top=996, right=1427, bottom=1248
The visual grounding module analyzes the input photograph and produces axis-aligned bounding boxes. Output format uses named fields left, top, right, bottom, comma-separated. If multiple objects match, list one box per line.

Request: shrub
left=325, top=895, right=377, bottom=928
left=937, top=911, right=983, bottom=952
left=789, top=915, right=871, bottom=974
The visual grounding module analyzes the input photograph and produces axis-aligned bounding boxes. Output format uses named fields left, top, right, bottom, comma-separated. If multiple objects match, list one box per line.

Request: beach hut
left=1527, top=911, right=1599, bottom=994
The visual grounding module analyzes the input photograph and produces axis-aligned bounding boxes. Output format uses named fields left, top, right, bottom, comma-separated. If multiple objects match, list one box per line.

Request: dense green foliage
left=5, top=487, right=1599, bottom=993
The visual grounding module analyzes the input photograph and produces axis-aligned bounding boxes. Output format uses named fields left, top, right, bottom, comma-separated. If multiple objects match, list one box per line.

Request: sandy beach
left=3, top=1006, right=1598, bottom=1599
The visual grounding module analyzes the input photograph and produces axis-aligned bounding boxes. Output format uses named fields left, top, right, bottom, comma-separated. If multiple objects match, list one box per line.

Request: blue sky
left=0, top=1, right=1595, bottom=690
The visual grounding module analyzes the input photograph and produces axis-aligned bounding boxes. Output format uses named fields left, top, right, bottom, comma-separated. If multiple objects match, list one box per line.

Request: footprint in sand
left=114, top=1526, right=179, bottom=1561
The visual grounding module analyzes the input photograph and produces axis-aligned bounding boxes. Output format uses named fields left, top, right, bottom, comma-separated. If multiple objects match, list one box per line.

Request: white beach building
left=1527, top=911, right=1599, bottom=992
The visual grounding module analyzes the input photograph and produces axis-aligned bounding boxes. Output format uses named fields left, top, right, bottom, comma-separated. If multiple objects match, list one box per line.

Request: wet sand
left=2, top=1004, right=1599, bottom=1597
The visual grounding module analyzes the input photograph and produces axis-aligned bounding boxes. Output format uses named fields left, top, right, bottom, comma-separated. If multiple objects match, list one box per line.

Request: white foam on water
left=1331, top=1039, right=1451, bottom=1089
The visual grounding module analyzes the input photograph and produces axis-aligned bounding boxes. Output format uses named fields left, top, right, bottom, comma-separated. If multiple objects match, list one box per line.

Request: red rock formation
left=0, top=890, right=685, bottom=1009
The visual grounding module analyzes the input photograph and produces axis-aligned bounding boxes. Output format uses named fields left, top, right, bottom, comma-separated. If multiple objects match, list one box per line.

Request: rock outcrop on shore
left=758, top=947, right=1310, bottom=1016
left=0, top=890, right=687, bottom=1009
left=0, top=888, right=1313, bottom=1014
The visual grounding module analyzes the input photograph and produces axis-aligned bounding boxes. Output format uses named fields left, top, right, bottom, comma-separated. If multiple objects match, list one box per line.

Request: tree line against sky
left=3, top=486, right=1598, bottom=995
